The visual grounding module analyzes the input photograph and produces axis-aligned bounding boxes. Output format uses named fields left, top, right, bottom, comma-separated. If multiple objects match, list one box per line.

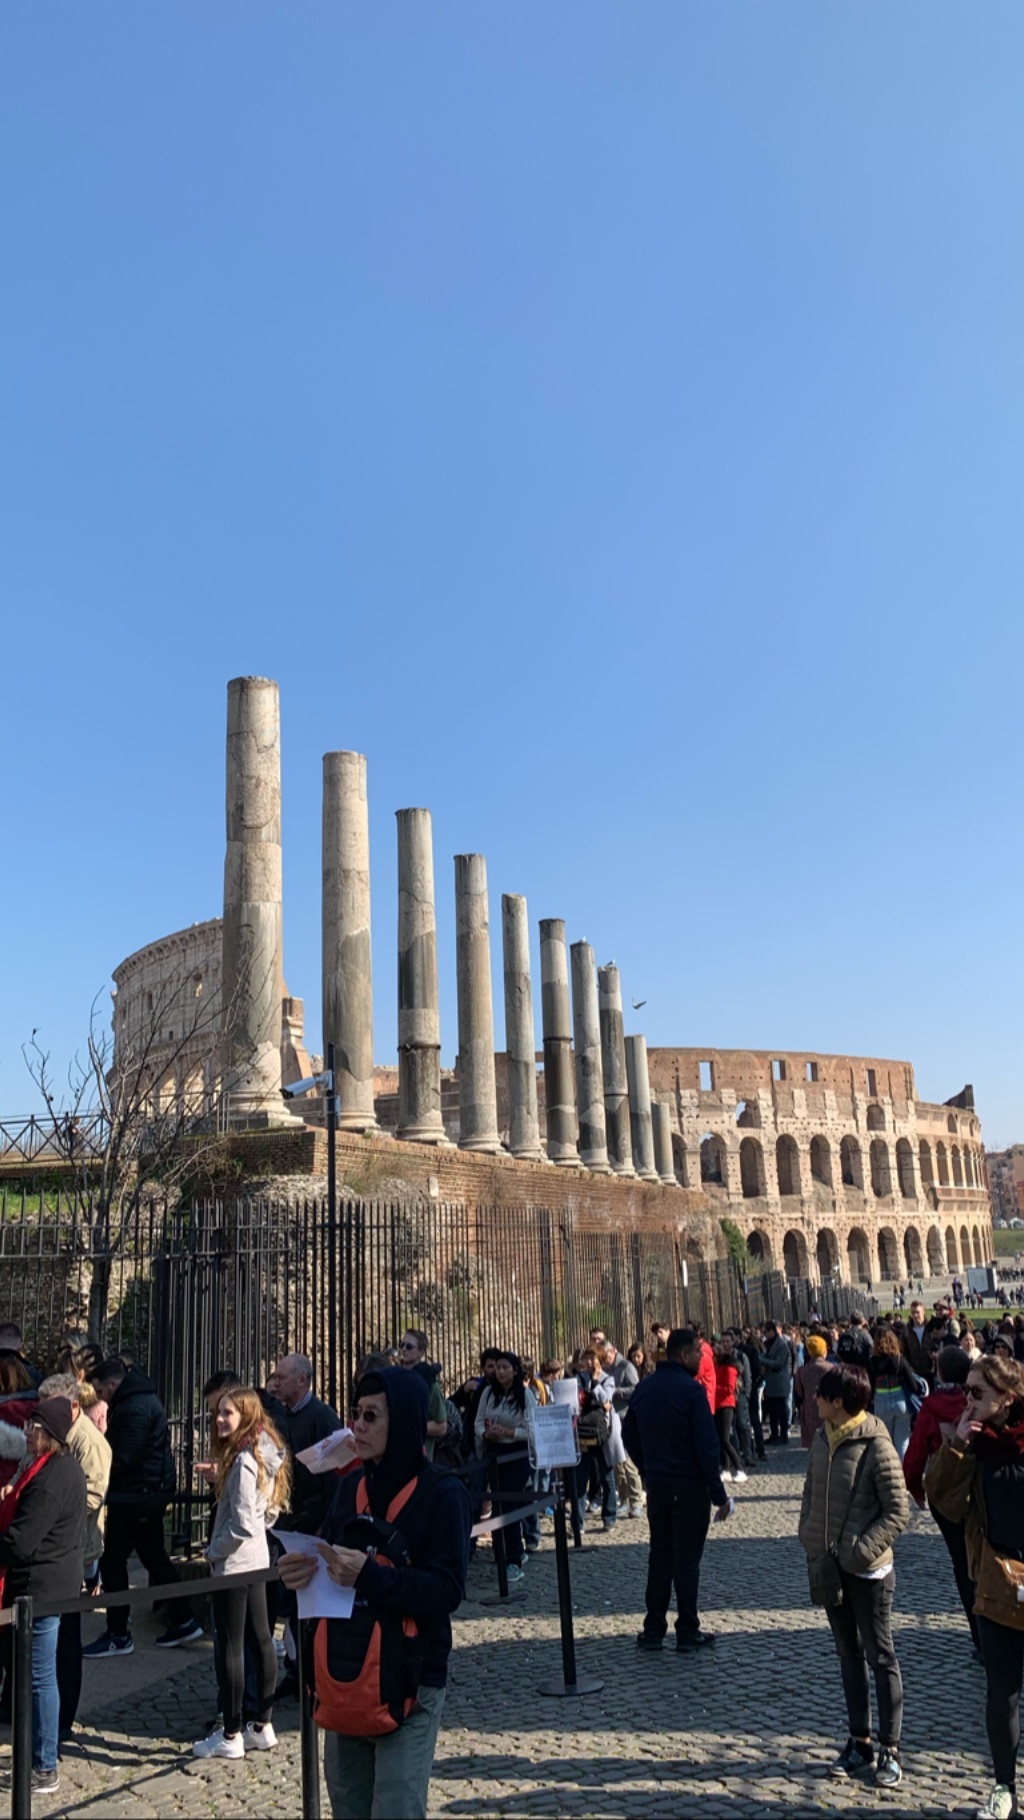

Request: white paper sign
left=549, top=1379, right=580, bottom=1409
left=295, top=1428, right=359, bottom=1475
left=528, top=1402, right=580, bottom=1470
left=273, top=1529, right=355, bottom=1621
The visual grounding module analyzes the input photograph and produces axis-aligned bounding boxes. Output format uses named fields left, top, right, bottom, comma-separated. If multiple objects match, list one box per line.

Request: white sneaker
left=976, top=1788, right=1018, bottom=1820
left=722, top=1471, right=733, bottom=1482
left=733, top=1471, right=748, bottom=1483
left=192, top=1728, right=245, bottom=1760
left=628, top=1503, right=644, bottom=1518
left=242, top=1722, right=278, bottom=1752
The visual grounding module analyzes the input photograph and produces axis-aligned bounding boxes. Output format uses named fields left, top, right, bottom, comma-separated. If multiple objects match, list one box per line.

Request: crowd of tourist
left=0, top=1292, right=1022, bottom=1817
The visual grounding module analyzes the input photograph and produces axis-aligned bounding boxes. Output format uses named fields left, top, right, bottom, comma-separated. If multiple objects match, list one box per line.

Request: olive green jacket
left=797, top=1413, right=909, bottom=1574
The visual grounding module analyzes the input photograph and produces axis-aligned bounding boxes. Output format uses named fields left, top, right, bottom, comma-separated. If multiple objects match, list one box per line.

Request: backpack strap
left=354, top=1471, right=424, bottom=1524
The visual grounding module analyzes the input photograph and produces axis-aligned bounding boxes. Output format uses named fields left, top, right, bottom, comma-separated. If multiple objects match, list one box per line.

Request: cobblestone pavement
left=3, top=1449, right=995, bottom=1818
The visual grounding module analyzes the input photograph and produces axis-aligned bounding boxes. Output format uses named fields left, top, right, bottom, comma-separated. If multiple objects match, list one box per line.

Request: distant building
left=986, top=1146, right=1024, bottom=1226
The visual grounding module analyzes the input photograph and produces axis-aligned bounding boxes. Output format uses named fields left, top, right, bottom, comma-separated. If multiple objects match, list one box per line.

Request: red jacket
left=696, top=1341, right=717, bottom=1415
left=713, top=1362, right=737, bottom=1413
left=903, top=1385, right=966, bottom=1507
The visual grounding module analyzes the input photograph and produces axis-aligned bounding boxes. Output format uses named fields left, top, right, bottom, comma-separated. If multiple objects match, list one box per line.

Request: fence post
left=539, top=1476, right=603, bottom=1698
left=11, top=1595, right=33, bottom=1820
left=297, top=1617, right=321, bottom=1819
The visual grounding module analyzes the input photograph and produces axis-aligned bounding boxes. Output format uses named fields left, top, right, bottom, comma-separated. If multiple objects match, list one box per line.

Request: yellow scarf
left=824, top=1409, right=868, bottom=1455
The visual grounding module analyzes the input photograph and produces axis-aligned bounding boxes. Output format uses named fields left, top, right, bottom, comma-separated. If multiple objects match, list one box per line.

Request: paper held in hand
left=295, top=1428, right=359, bottom=1474
left=273, top=1530, right=355, bottom=1621
left=528, top=1401, right=580, bottom=1470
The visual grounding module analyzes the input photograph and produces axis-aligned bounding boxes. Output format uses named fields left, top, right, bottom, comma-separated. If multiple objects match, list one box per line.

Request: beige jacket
left=798, top=1412, right=909, bottom=1574
left=68, top=1411, right=112, bottom=1568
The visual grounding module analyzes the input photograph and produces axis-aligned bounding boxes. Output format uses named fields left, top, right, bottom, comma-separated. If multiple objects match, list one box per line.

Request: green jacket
left=797, top=1413, right=908, bottom=1574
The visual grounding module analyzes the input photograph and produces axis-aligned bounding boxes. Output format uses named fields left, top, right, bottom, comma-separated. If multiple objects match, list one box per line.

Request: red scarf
left=973, top=1401, right=1024, bottom=1467
left=0, top=1454, right=50, bottom=1606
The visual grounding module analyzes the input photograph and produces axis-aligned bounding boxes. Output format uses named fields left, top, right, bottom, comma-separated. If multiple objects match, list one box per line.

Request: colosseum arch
left=927, top=1225, right=945, bottom=1273
left=895, top=1138, right=916, bottom=1199
left=945, top=1226, right=958, bottom=1269
left=952, top=1145, right=964, bottom=1188
left=672, top=1134, right=690, bottom=1187
left=947, top=1114, right=958, bottom=1134
left=960, top=1224, right=971, bottom=1267
left=866, top=1103, right=886, bottom=1131
left=809, top=1135, right=833, bottom=1188
left=700, top=1133, right=728, bottom=1188
left=973, top=1226, right=983, bottom=1266
left=816, top=1228, right=840, bottom=1278
left=783, top=1229, right=809, bottom=1279
left=937, top=1142, right=950, bottom=1186
left=776, top=1135, right=801, bottom=1197
left=870, top=1139, right=893, bottom=1198
left=840, top=1136, right=864, bottom=1191
left=847, top=1226, right=872, bottom=1283
left=964, top=1149, right=975, bottom=1188
left=739, top=1136, right=765, bottom=1199
left=878, top=1227, right=900, bottom=1279
left=746, top=1229, right=774, bottom=1270
left=919, top=1140, right=934, bottom=1186
left=903, top=1227, right=924, bottom=1278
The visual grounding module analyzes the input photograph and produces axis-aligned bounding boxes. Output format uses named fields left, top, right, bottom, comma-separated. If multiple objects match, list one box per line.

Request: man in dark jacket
left=280, top=1365, right=470, bottom=1818
left=84, top=1360, right=199, bottom=1657
left=268, top=1353, right=343, bottom=1535
left=622, top=1328, right=733, bottom=1652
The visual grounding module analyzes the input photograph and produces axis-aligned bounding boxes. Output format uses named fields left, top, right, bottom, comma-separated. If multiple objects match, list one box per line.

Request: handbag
left=975, top=1535, right=1024, bottom=1632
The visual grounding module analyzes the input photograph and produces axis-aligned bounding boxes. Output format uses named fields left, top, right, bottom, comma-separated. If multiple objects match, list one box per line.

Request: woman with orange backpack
left=279, top=1365, right=470, bottom=1819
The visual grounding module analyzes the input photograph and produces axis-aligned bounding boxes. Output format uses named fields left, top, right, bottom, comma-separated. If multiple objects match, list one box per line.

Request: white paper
left=549, top=1379, right=579, bottom=1409
left=273, top=1529, right=355, bottom=1621
left=528, top=1402, right=579, bottom=1469
left=295, top=1428, right=359, bottom=1475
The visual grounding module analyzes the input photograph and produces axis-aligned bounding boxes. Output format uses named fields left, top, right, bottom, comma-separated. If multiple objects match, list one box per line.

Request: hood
left=929, top=1386, right=967, bottom=1416
left=364, top=1366, right=428, bottom=1515
left=112, top=1369, right=159, bottom=1404
left=0, top=1421, right=27, bottom=1463
left=412, top=1360, right=442, bottom=1387
left=256, top=1430, right=286, bottom=1477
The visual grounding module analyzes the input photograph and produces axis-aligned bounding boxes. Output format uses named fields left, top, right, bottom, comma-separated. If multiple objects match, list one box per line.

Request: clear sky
left=2, top=6, right=1022, bottom=1142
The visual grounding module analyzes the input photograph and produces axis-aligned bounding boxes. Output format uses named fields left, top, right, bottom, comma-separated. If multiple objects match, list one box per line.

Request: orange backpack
left=313, top=1473, right=426, bottom=1737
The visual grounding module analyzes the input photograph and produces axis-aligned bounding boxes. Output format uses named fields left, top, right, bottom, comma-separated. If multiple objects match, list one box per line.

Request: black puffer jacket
left=0, top=1453, right=87, bottom=1605
left=106, top=1370, right=175, bottom=1507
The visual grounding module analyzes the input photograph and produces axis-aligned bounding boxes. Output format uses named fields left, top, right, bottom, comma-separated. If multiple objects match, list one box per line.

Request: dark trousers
left=212, top=1581, right=277, bottom=1736
left=930, top=1502, right=980, bottom=1649
left=825, top=1569, right=904, bottom=1747
left=486, top=1449, right=532, bottom=1568
left=715, top=1408, right=741, bottom=1475
left=212, top=1593, right=265, bottom=1719
left=55, top=1612, right=81, bottom=1734
left=977, top=1615, right=1024, bottom=1789
left=765, top=1395, right=789, bottom=1444
left=642, top=1483, right=712, bottom=1640
left=100, top=1503, right=179, bottom=1638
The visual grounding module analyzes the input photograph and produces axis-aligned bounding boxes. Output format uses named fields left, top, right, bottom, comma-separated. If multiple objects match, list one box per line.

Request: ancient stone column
left=539, top=919, right=580, bottom=1166
left=571, top=941, right=611, bottom=1173
left=322, top=752, right=378, bottom=1132
left=625, top=1034, right=658, bottom=1180
left=501, top=894, right=546, bottom=1161
left=598, top=964, right=635, bottom=1177
left=221, top=676, right=296, bottom=1125
left=454, top=854, right=501, bottom=1153
left=396, top=809, right=447, bottom=1144
left=652, top=1100, right=677, bottom=1186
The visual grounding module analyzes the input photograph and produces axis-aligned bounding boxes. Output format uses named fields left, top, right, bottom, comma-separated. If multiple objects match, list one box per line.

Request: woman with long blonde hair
left=193, top=1389, right=290, bottom=1764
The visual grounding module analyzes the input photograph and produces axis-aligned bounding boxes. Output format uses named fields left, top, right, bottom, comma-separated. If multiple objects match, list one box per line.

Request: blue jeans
left=32, top=1615, right=60, bottom=1773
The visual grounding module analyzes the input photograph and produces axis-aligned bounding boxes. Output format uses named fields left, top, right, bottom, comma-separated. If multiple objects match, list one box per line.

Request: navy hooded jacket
left=320, top=1366, right=470, bottom=1687
left=621, top=1359, right=728, bottom=1504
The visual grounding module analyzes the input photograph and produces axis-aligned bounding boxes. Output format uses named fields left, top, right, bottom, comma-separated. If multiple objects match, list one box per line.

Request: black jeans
left=977, top=1615, right=1024, bottom=1788
left=211, top=1581, right=277, bottom=1736
left=100, top=1503, right=179, bottom=1638
left=56, top=1612, right=81, bottom=1733
left=715, top=1409, right=741, bottom=1475
left=486, top=1449, right=532, bottom=1567
left=765, top=1395, right=789, bottom=1444
left=642, top=1483, right=712, bottom=1640
left=929, top=1503, right=980, bottom=1649
left=825, top=1569, right=903, bottom=1747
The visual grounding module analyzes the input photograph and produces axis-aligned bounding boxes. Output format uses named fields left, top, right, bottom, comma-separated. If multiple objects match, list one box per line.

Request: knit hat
left=33, top=1396, right=74, bottom=1445
left=807, top=1335, right=828, bottom=1360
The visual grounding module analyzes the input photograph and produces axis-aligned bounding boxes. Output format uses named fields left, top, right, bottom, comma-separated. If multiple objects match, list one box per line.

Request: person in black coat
left=0, top=1396, right=85, bottom=1792
left=267, top=1354, right=343, bottom=1536
left=84, top=1361, right=200, bottom=1658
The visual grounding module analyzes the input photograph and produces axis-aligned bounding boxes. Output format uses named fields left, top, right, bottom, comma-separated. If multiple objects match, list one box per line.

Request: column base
left=510, top=1147, right=552, bottom=1164
left=337, top=1116, right=381, bottom=1136
left=580, top=1155, right=613, bottom=1175
left=459, top=1136, right=504, bottom=1155
left=610, top=1162, right=637, bottom=1179
left=549, top=1151, right=582, bottom=1168
left=636, top=1167, right=660, bottom=1183
left=397, top=1125, right=452, bottom=1146
left=658, top=1172, right=678, bottom=1187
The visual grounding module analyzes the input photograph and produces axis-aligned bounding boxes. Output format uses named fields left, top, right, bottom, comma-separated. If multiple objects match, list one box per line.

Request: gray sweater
left=206, top=1435, right=285, bottom=1576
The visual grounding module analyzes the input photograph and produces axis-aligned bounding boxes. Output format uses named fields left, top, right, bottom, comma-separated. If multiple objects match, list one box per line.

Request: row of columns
left=218, top=679, right=679, bottom=1176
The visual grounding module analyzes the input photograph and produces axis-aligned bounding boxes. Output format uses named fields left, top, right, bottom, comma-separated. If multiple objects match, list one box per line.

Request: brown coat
left=798, top=1412, right=909, bottom=1574
left=793, top=1359, right=831, bottom=1449
left=927, top=1442, right=1022, bottom=1629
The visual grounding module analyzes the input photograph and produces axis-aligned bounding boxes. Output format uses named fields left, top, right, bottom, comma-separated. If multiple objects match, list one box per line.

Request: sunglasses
left=967, top=1384, right=990, bottom=1401
left=350, top=1406, right=383, bottom=1424
left=398, top=1341, right=419, bottom=1352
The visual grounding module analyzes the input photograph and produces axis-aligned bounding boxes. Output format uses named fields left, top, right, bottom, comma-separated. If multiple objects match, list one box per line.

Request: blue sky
left=2, top=5, right=1022, bottom=1142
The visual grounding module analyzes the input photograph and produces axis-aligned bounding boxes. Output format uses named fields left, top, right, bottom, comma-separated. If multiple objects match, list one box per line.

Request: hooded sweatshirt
left=320, top=1367, right=470, bottom=1687
left=207, top=1431, right=287, bottom=1575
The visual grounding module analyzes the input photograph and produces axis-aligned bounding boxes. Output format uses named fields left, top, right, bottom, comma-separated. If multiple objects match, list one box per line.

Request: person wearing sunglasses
left=929, top=1352, right=1024, bottom=1820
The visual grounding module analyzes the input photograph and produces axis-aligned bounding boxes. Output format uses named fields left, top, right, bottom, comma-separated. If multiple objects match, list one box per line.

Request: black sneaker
left=156, top=1614, right=203, bottom=1648
left=828, top=1737, right=875, bottom=1780
left=676, top=1630, right=715, bottom=1651
left=81, top=1631, right=134, bottom=1659
left=875, top=1747, right=902, bottom=1788
left=636, top=1632, right=664, bottom=1652
left=32, top=1769, right=60, bottom=1795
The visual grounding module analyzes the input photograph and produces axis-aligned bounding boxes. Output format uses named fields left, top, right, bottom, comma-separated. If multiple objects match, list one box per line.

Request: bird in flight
left=631, top=998, right=647, bottom=1010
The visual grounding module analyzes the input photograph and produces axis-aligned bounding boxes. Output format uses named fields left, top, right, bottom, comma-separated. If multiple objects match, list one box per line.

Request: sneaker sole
left=83, top=1646, right=134, bottom=1660
left=157, top=1632, right=203, bottom=1649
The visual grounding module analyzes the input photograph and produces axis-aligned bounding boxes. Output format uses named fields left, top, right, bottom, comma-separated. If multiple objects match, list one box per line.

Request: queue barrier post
left=11, top=1595, right=33, bottom=1820
left=539, top=1473, right=603, bottom=1699
left=297, top=1616, right=322, bottom=1820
